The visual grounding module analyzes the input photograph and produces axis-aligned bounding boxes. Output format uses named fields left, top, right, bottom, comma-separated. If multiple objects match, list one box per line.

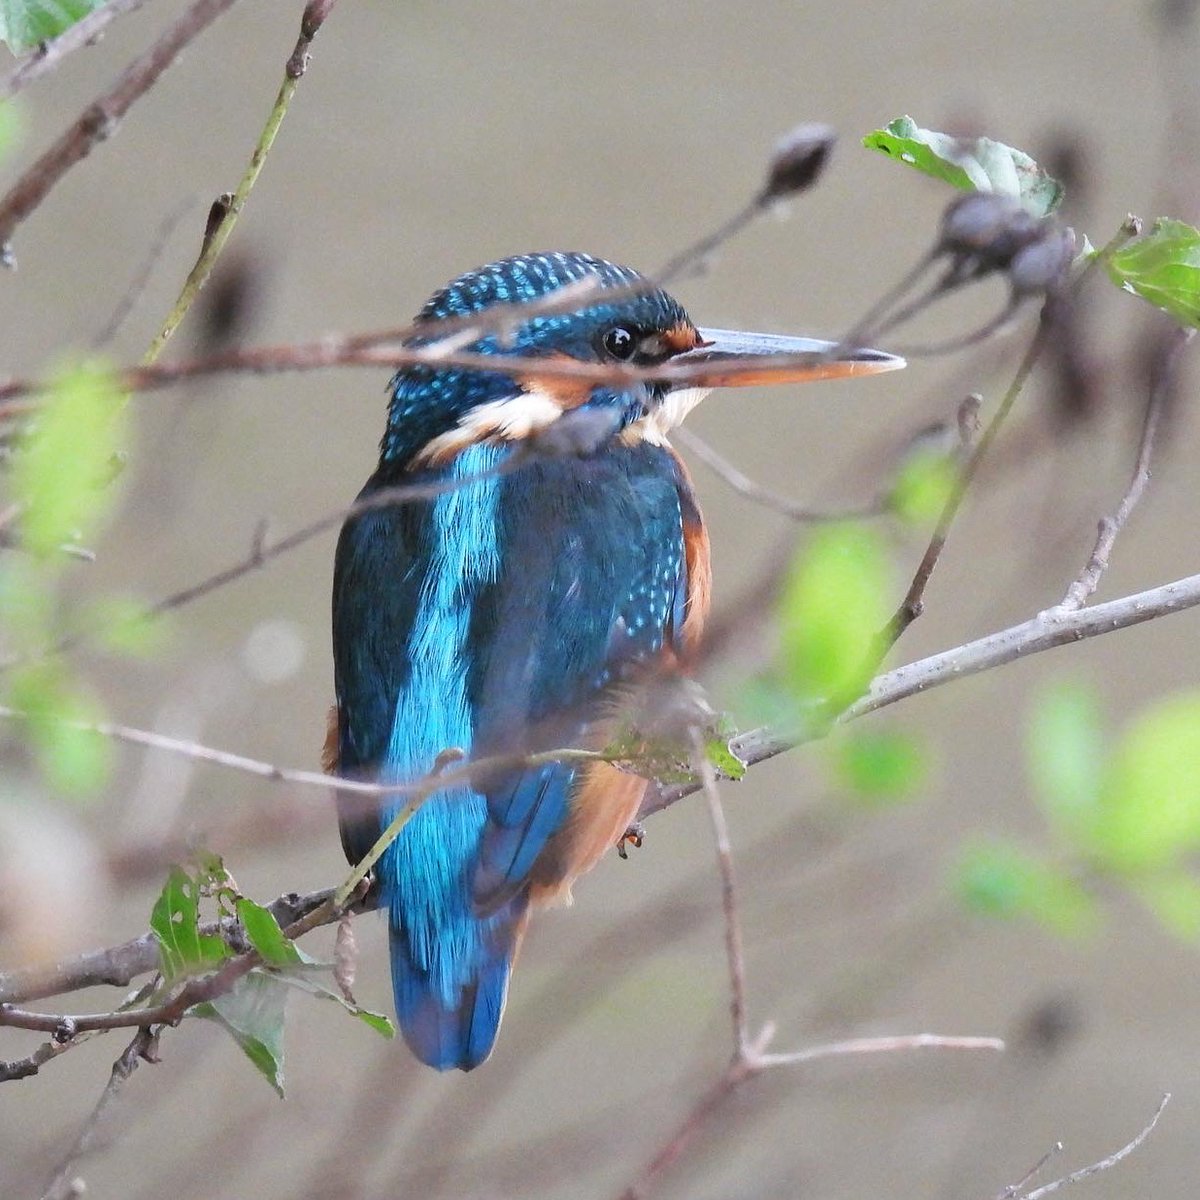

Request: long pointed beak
left=674, top=328, right=904, bottom=388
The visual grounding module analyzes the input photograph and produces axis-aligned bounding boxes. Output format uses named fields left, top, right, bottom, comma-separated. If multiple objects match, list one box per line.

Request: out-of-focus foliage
left=957, top=684, right=1200, bottom=940
left=2, top=362, right=128, bottom=795
left=1106, top=218, right=1200, bottom=329
left=888, top=446, right=959, bottom=527
left=779, top=523, right=890, bottom=709
left=833, top=725, right=927, bottom=805
left=0, top=0, right=104, bottom=53
left=955, top=839, right=1095, bottom=935
left=862, top=116, right=1064, bottom=216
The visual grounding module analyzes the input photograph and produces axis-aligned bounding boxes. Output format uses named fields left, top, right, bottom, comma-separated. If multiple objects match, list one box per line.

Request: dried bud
left=940, top=192, right=1042, bottom=265
left=1009, top=225, right=1076, bottom=296
left=760, top=122, right=837, bottom=203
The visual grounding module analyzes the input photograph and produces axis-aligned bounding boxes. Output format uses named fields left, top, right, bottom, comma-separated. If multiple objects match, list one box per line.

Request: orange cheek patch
left=519, top=352, right=596, bottom=410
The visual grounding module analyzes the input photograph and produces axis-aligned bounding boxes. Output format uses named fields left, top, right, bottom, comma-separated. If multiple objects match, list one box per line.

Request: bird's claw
left=617, top=821, right=645, bottom=859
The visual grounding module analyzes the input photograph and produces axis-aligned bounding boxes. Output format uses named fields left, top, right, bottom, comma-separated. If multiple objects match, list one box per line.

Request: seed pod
left=1009, top=225, right=1077, bottom=296
left=761, top=123, right=837, bottom=202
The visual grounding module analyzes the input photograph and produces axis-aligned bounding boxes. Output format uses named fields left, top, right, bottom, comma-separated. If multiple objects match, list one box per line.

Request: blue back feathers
left=333, top=253, right=700, bottom=1070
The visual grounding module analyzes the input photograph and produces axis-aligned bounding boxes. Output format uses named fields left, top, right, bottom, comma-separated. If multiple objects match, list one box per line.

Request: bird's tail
left=389, top=899, right=527, bottom=1072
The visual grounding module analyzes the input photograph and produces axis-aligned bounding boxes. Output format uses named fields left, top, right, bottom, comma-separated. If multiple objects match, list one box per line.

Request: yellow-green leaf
left=1106, top=217, right=1200, bottom=328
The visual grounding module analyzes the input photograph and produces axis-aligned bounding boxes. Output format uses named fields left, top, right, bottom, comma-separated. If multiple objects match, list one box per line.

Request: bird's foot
left=617, top=821, right=645, bottom=860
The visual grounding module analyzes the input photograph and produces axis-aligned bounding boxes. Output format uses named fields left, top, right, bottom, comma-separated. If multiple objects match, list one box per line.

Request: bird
left=327, top=251, right=902, bottom=1071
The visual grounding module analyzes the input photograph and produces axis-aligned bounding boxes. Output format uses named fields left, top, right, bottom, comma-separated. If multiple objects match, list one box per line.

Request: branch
left=0, top=0, right=151, bottom=102
left=40, top=1028, right=158, bottom=1200
left=4, top=566, right=1197, bottom=1016
left=0, top=0, right=244, bottom=266
left=1008, top=1094, right=1171, bottom=1200
left=1056, top=325, right=1194, bottom=610
left=617, top=1027, right=1003, bottom=1200
left=142, top=0, right=339, bottom=361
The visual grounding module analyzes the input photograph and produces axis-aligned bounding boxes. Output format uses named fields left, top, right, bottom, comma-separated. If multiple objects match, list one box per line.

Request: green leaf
left=954, top=839, right=1094, bottom=935
left=236, top=897, right=315, bottom=967
left=271, top=971, right=395, bottom=1039
left=1137, top=871, right=1200, bottom=941
left=85, top=594, right=169, bottom=658
left=196, top=970, right=289, bottom=1097
left=888, top=447, right=958, bottom=527
left=834, top=726, right=927, bottom=804
left=0, top=101, right=21, bottom=163
left=1028, top=682, right=1105, bottom=842
left=1106, top=218, right=1200, bottom=328
left=150, top=866, right=229, bottom=982
left=1092, top=691, right=1200, bottom=872
left=0, top=0, right=105, bottom=53
left=10, top=362, right=126, bottom=556
left=779, top=524, right=890, bottom=707
left=8, top=663, right=111, bottom=795
left=704, top=735, right=746, bottom=782
left=862, top=116, right=1063, bottom=217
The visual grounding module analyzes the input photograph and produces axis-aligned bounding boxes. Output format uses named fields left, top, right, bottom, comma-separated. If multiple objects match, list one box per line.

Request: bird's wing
left=469, top=448, right=700, bottom=912
left=331, top=492, right=426, bottom=867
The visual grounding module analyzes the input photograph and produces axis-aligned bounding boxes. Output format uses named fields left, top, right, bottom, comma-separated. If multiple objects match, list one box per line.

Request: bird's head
left=382, top=251, right=902, bottom=467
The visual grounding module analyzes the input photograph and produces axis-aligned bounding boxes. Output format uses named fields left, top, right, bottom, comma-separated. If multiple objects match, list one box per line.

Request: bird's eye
left=602, top=325, right=637, bottom=361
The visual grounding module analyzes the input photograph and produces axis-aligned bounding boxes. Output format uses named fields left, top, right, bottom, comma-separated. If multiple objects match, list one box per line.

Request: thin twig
left=7, top=566, right=1200, bottom=1016
left=1018, top=1094, right=1171, bottom=1200
left=1, top=0, right=151, bottom=101
left=40, top=1027, right=158, bottom=1200
left=692, top=731, right=750, bottom=1054
left=0, top=0, right=243, bottom=266
left=142, top=0, right=339, bottom=361
left=1055, top=325, right=1194, bottom=611
left=617, top=1025, right=1001, bottom=1200
left=674, top=425, right=884, bottom=523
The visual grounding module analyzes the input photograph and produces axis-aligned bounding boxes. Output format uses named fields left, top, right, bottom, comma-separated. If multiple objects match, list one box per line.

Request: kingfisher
left=327, top=251, right=901, bottom=1071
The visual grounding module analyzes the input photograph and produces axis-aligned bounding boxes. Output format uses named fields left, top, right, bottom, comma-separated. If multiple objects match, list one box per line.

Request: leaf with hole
left=863, top=116, right=1063, bottom=216
left=150, top=866, right=229, bottom=982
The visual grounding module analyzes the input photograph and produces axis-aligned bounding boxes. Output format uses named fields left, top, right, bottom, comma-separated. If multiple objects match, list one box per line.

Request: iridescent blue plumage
left=331, top=251, right=901, bottom=1071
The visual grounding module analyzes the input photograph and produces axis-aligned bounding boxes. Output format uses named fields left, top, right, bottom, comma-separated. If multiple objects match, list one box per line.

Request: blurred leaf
left=1106, top=218, right=1200, bottom=328
left=10, top=362, right=125, bottom=557
left=889, top=448, right=958, bottom=526
left=1028, top=682, right=1105, bottom=840
left=85, top=594, right=169, bottom=658
left=272, top=971, right=395, bottom=1039
left=955, top=839, right=1094, bottom=935
left=1092, top=691, right=1200, bottom=872
left=779, top=524, right=890, bottom=707
left=8, top=663, right=111, bottom=794
left=195, top=970, right=288, bottom=1097
left=1137, top=871, right=1200, bottom=941
left=0, top=101, right=21, bottom=161
left=704, top=722, right=746, bottom=781
left=862, top=116, right=1063, bottom=216
left=834, top=726, right=927, bottom=804
left=0, top=0, right=104, bottom=52
left=236, top=897, right=316, bottom=967
left=150, top=866, right=229, bottom=982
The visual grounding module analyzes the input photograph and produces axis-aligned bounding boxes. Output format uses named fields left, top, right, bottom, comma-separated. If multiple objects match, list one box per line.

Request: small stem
left=142, top=0, right=338, bottom=362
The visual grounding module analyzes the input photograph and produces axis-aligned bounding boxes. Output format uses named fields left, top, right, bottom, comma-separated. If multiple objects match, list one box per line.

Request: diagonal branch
left=0, top=0, right=244, bottom=266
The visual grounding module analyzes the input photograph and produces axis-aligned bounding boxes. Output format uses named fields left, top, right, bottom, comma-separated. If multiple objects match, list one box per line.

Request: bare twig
left=617, top=1026, right=1002, bottom=1199
left=0, top=1031, right=83, bottom=1082
left=692, top=732, right=750, bottom=1054
left=0, top=0, right=243, bottom=266
left=40, top=1026, right=158, bottom=1200
left=143, top=0, right=339, bottom=361
left=1, top=0, right=151, bottom=101
left=674, top=425, right=884, bottom=523
left=1055, top=325, right=1194, bottom=610
left=6, top=568, right=1198, bottom=1021
left=1015, top=1094, right=1170, bottom=1200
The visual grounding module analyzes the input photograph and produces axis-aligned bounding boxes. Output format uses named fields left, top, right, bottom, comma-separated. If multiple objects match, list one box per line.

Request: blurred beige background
left=2, top=2, right=1199, bottom=1197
